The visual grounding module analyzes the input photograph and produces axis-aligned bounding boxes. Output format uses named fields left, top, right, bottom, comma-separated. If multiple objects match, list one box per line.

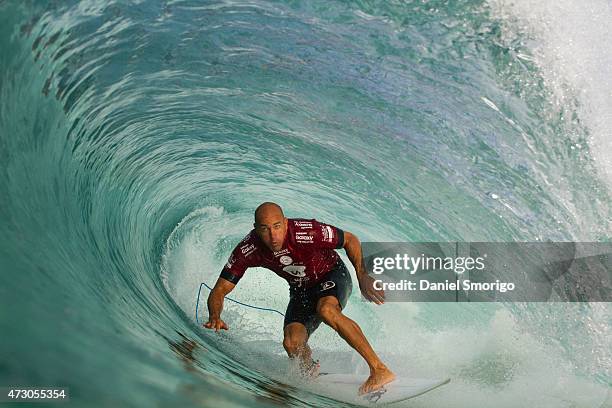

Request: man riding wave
left=204, top=202, right=395, bottom=394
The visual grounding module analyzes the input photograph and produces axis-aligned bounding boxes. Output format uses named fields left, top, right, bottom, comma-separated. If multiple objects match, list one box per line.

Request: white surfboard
left=314, top=374, right=450, bottom=406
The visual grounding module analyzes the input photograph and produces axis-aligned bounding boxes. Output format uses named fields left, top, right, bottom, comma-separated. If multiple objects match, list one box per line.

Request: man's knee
left=317, top=298, right=342, bottom=326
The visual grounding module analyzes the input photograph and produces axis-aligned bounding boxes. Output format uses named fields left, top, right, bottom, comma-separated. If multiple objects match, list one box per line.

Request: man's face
left=254, top=210, right=287, bottom=252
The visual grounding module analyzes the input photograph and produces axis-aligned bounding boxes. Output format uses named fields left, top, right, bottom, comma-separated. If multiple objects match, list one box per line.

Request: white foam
left=488, top=0, right=612, bottom=191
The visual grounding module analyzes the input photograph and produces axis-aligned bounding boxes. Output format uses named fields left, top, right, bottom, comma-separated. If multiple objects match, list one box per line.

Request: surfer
left=204, top=202, right=396, bottom=394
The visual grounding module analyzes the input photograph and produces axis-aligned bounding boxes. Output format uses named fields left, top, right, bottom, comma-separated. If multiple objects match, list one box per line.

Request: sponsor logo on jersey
left=240, top=243, right=256, bottom=256
left=283, top=265, right=306, bottom=277
left=320, top=280, right=336, bottom=291
left=225, top=253, right=236, bottom=268
left=279, top=255, right=293, bottom=265
left=273, top=248, right=290, bottom=257
left=294, top=221, right=313, bottom=229
left=322, top=225, right=334, bottom=242
left=296, top=234, right=314, bottom=242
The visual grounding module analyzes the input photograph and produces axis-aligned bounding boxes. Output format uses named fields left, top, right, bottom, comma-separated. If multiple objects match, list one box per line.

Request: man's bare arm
left=343, top=231, right=385, bottom=304
left=204, top=277, right=236, bottom=331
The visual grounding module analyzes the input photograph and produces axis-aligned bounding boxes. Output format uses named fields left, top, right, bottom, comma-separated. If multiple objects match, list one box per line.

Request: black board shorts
left=283, top=259, right=353, bottom=336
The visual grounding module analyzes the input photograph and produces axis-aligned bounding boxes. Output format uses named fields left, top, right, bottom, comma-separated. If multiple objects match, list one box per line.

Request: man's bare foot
left=358, top=366, right=396, bottom=395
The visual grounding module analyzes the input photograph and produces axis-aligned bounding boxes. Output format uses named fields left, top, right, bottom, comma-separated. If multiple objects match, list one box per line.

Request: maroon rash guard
left=220, top=218, right=345, bottom=289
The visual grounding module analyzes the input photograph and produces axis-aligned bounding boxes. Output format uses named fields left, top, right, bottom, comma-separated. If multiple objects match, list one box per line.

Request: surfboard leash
left=195, top=282, right=285, bottom=324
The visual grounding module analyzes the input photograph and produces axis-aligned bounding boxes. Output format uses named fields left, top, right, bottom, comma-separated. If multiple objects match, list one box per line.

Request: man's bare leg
left=316, top=296, right=395, bottom=394
left=283, top=322, right=318, bottom=376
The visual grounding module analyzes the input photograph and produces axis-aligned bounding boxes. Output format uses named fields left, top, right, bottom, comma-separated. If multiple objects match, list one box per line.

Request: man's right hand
left=204, top=317, right=229, bottom=332
left=206, top=278, right=236, bottom=332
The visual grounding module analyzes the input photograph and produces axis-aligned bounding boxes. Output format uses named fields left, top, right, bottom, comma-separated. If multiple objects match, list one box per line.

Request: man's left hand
left=357, top=274, right=385, bottom=305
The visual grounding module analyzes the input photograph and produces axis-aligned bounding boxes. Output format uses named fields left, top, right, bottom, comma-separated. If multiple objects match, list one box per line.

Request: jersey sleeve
left=219, top=234, right=258, bottom=284
left=312, top=219, right=345, bottom=249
